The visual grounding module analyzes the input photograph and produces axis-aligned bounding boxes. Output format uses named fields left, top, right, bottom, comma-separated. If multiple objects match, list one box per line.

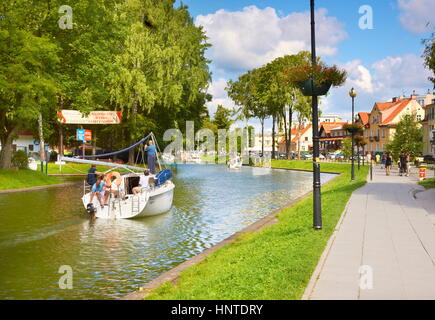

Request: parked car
left=328, top=152, right=344, bottom=160
left=300, top=153, right=313, bottom=160
left=423, top=155, right=435, bottom=163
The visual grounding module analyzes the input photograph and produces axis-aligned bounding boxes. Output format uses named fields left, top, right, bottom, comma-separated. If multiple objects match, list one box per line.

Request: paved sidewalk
left=305, top=166, right=435, bottom=300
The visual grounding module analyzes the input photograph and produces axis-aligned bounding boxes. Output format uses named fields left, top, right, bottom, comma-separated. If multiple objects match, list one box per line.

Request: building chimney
left=411, top=90, right=417, bottom=100
left=392, top=97, right=399, bottom=102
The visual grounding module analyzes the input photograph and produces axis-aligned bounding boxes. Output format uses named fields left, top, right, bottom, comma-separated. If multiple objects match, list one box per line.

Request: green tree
left=386, top=113, right=423, bottom=160
left=294, top=95, right=312, bottom=159
left=259, top=52, right=312, bottom=159
left=341, top=137, right=353, bottom=159
left=213, top=105, right=233, bottom=130
left=109, top=0, right=211, bottom=162
left=422, top=31, right=435, bottom=85
left=0, top=27, right=59, bottom=168
left=227, top=68, right=269, bottom=155
left=0, top=0, right=211, bottom=167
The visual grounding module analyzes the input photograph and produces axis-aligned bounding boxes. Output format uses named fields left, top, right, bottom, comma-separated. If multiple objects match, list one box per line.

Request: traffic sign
left=76, top=129, right=85, bottom=141
left=84, top=130, right=92, bottom=142
left=76, top=129, right=92, bottom=142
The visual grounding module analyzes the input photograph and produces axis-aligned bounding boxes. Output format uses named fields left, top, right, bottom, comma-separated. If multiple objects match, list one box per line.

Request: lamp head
left=349, top=87, right=357, bottom=98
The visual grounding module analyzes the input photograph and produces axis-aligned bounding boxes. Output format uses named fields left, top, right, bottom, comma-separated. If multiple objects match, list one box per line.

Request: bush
left=12, top=150, right=29, bottom=169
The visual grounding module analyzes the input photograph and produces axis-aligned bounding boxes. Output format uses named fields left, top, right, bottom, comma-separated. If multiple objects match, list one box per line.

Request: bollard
left=40, top=161, right=44, bottom=173
left=45, top=161, right=48, bottom=175
left=370, top=161, right=373, bottom=181
left=418, top=165, right=427, bottom=181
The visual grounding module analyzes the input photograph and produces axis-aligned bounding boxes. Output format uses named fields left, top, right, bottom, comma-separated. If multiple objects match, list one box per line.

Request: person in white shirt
left=133, top=170, right=151, bottom=195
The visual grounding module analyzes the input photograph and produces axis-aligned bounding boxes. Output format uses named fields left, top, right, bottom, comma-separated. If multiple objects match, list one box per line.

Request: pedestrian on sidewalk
left=399, top=152, right=408, bottom=176
left=397, top=152, right=404, bottom=177
left=405, top=153, right=410, bottom=177
left=381, top=153, right=386, bottom=169
left=385, top=152, right=392, bottom=176
left=367, top=152, right=372, bottom=164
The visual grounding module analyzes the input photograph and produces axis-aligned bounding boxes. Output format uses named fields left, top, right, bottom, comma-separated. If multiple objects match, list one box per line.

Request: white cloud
left=206, top=97, right=235, bottom=117
left=398, top=0, right=434, bottom=34
left=342, top=60, right=374, bottom=94
left=323, top=53, right=433, bottom=121
left=371, top=54, right=432, bottom=91
left=207, top=78, right=228, bottom=98
left=195, top=6, right=347, bottom=73
left=205, top=78, right=235, bottom=116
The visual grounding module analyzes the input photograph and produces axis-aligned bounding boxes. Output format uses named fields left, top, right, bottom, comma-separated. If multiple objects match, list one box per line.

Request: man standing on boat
left=86, top=164, right=103, bottom=186
left=145, top=140, right=157, bottom=174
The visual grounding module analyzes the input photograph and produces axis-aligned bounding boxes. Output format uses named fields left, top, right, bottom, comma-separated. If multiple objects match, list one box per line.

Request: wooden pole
left=59, top=125, right=64, bottom=159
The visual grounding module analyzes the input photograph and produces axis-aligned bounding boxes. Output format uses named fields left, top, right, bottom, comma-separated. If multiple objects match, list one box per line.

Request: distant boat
left=186, top=152, right=202, bottom=164
left=228, top=156, right=242, bottom=170
left=161, top=153, right=175, bottom=164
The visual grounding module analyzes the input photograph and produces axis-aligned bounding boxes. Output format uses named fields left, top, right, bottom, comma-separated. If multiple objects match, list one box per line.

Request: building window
left=28, top=145, right=34, bottom=152
left=417, top=114, right=422, bottom=121
left=305, top=137, right=308, bottom=141
left=418, top=99, right=425, bottom=106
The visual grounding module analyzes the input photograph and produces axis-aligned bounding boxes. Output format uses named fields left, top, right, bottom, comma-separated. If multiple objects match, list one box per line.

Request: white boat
left=228, top=156, right=242, bottom=170
left=60, top=133, right=175, bottom=219
left=162, top=153, right=175, bottom=164
left=81, top=172, right=175, bottom=219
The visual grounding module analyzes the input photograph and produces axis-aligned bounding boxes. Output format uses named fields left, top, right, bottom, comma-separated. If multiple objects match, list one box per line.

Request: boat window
left=125, top=176, right=140, bottom=195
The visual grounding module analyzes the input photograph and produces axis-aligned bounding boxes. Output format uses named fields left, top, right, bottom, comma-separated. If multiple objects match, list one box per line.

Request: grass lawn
left=144, top=160, right=368, bottom=300
left=0, top=169, right=62, bottom=190
left=418, top=178, right=435, bottom=189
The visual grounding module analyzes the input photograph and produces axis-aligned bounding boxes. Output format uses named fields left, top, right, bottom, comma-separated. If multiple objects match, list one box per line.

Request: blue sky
left=176, top=0, right=434, bottom=130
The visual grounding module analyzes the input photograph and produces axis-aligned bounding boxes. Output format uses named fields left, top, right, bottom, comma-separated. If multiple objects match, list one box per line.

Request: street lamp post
left=349, top=87, right=357, bottom=181
left=310, top=0, right=322, bottom=230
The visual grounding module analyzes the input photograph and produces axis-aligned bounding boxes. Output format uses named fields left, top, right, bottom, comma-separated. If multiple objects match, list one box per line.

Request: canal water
left=0, top=164, right=335, bottom=299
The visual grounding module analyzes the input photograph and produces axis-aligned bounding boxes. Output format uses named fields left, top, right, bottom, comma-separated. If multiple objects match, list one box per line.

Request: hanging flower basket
left=284, top=64, right=347, bottom=97
left=296, top=80, right=332, bottom=96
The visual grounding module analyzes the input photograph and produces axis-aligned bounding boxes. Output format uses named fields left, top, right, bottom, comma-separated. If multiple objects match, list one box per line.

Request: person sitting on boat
left=89, top=176, right=107, bottom=208
left=104, top=172, right=123, bottom=202
left=86, top=165, right=103, bottom=186
left=145, top=140, right=157, bottom=174
left=132, top=169, right=151, bottom=195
